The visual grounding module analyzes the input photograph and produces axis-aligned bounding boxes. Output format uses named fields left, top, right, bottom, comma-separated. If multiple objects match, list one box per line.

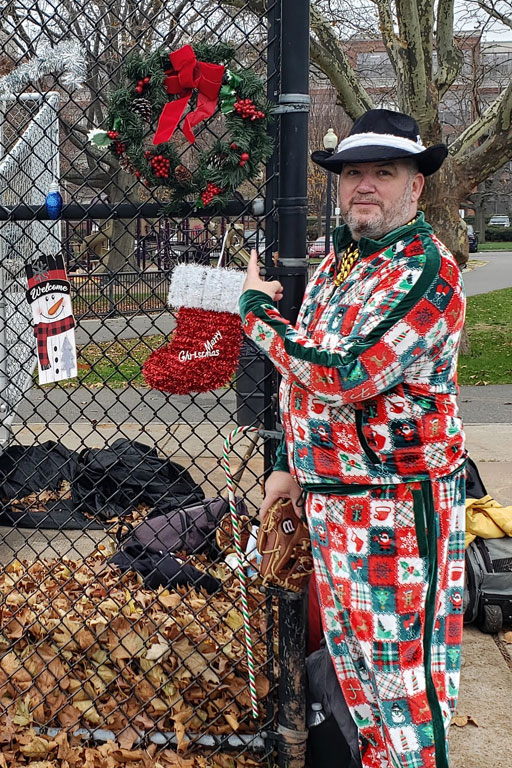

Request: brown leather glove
left=256, top=498, right=313, bottom=592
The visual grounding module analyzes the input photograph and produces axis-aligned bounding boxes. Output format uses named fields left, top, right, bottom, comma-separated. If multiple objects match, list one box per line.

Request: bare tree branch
left=371, top=0, right=400, bottom=76
left=59, top=116, right=118, bottom=174
left=435, top=0, right=464, bottom=97
left=456, top=78, right=512, bottom=186
left=310, top=7, right=373, bottom=119
left=393, top=0, right=431, bottom=114
left=450, top=80, right=509, bottom=156
left=477, top=0, right=512, bottom=29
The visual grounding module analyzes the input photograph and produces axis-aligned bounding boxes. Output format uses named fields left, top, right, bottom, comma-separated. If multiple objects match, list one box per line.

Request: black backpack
left=464, top=458, right=512, bottom=633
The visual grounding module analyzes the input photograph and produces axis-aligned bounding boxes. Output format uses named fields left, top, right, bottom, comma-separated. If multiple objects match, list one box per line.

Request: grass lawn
left=478, top=242, right=512, bottom=251
left=73, top=335, right=165, bottom=387
left=458, top=286, right=512, bottom=385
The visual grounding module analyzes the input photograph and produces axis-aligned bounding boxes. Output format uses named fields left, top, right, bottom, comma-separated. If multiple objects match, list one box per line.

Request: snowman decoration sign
left=25, top=254, right=78, bottom=385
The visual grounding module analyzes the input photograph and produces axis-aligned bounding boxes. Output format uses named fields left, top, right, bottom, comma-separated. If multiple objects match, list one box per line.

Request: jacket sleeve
left=272, top=437, right=290, bottom=472
left=239, top=243, right=464, bottom=406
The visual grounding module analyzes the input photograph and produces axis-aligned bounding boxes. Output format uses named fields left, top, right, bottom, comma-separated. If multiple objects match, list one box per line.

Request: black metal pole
left=277, top=589, right=309, bottom=768
left=0, top=198, right=262, bottom=222
left=325, top=170, right=332, bottom=255
left=274, top=2, right=310, bottom=768
left=273, top=0, right=310, bottom=324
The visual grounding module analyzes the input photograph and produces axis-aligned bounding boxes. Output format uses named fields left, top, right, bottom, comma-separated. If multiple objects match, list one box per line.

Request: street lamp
left=323, top=128, right=338, bottom=255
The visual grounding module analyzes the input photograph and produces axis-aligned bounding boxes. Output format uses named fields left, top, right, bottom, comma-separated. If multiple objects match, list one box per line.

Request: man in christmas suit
left=240, top=109, right=466, bottom=768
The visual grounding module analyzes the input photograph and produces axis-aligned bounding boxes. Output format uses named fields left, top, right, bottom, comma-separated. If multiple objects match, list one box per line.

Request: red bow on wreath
left=152, top=45, right=225, bottom=146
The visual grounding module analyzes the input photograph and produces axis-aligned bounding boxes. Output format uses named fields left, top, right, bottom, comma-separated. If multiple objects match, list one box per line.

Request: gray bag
left=464, top=536, right=512, bottom=633
left=116, top=496, right=248, bottom=558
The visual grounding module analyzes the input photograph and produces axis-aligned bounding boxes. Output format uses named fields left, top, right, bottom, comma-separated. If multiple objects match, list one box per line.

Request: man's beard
left=341, top=177, right=415, bottom=240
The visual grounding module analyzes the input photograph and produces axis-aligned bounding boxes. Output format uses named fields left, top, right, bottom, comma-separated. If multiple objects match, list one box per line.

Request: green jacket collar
left=332, top=212, right=433, bottom=258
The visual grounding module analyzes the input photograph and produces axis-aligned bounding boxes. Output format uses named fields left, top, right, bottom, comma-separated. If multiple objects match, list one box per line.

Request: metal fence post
left=275, top=0, right=310, bottom=324
left=275, top=1, right=310, bottom=767
left=263, top=0, right=282, bottom=474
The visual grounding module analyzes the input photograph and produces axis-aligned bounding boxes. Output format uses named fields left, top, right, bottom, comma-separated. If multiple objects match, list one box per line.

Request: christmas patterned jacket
left=239, top=214, right=466, bottom=491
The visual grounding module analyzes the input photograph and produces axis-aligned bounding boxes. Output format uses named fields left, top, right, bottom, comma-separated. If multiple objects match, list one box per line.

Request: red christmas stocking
left=143, top=263, right=245, bottom=395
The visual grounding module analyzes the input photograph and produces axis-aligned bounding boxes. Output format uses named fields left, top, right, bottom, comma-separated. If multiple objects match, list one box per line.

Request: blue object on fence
left=45, top=181, right=63, bottom=219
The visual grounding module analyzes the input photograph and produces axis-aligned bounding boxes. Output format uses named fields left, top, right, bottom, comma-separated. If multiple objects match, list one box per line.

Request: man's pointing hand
left=242, top=249, right=284, bottom=302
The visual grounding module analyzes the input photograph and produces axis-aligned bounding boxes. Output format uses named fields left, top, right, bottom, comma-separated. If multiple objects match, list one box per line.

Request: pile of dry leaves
left=5, top=483, right=150, bottom=531
left=4, top=482, right=73, bottom=517
left=0, top=549, right=273, bottom=766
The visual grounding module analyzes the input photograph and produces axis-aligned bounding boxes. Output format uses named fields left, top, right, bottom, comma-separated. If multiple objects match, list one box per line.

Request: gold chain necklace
left=334, top=215, right=419, bottom=287
left=334, top=241, right=359, bottom=286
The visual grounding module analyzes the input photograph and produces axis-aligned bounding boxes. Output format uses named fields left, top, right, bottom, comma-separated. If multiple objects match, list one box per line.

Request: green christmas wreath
left=88, top=41, right=273, bottom=211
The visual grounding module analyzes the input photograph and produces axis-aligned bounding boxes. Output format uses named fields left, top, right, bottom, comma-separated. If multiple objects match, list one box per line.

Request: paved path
left=463, top=250, right=512, bottom=296
left=75, top=313, right=174, bottom=345
left=13, top=382, right=512, bottom=427
left=459, top=384, right=512, bottom=424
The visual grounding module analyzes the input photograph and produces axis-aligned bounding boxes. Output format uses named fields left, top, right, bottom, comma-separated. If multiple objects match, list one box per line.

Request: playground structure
left=64, top=216, right=257, bottom=273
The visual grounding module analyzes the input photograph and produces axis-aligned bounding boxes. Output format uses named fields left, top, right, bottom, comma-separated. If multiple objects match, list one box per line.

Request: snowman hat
left=25, top=254, right=70, bottom=301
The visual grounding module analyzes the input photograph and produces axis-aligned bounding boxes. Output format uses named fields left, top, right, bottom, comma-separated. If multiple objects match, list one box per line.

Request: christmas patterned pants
left=306, top=468, right=466, bottom=768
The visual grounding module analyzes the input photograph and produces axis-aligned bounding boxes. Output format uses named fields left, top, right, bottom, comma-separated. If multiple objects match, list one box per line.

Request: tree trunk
left=475, top=200, right=486, bottom=244
left=422, top=156, right=471, bottom=355
left=99, top=171, right=139, bottom=273
left=459, top=326, right=470, bottom=355
left=421, top=157, right=469, bottom=268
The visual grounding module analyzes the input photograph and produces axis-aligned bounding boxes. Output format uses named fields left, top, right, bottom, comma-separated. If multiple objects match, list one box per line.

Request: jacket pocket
left=355, top=409, right=381, bottom=464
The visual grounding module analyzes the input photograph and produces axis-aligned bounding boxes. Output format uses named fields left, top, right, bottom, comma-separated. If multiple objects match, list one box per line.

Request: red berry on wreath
left=143, top=76, right=151, bottom=84
left=135, top=85, right=143, bottom=94
left=241, top=152, right=250, bottom=161
left=201, top=182, right=223, bottom=206
left=107, top=130, right=119, bottom=139
left=231, top=142, right=238, bottom=149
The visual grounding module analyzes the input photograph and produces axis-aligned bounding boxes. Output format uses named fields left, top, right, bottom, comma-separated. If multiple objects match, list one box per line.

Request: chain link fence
left=0, top=1, right=310, bottom=766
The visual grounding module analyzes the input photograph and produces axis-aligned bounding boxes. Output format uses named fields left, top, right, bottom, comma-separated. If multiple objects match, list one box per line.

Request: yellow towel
left=465, top=495, right=512, bottom=548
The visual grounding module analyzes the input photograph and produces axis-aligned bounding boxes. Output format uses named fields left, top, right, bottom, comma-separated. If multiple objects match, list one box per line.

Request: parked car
left=308, top=236, right=327, bottom=258
left=467, top=224, right=478, bottom=253
left=488, top=214, right=510, bottom=227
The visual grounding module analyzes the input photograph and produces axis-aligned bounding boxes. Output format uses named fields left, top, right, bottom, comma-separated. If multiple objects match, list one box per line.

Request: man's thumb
left=247, top=248, right=260, bottom=276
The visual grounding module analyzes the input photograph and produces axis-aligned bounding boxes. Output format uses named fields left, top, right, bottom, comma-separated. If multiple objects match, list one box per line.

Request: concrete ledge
left=465, top=424, right=512, bottom=504
left=465, top=424, right=512, bottom=463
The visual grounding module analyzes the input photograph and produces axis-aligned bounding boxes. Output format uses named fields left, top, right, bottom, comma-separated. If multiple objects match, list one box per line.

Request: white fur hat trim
left=167, top=263, right=245, bottom=314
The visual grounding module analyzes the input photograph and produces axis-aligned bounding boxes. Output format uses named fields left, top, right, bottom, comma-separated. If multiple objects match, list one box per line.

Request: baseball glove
left=256, top=498, right=313, bottom=592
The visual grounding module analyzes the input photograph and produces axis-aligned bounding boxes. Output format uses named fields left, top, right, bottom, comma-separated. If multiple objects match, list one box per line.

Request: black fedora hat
left=311, top=109, right=448, bottom=177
